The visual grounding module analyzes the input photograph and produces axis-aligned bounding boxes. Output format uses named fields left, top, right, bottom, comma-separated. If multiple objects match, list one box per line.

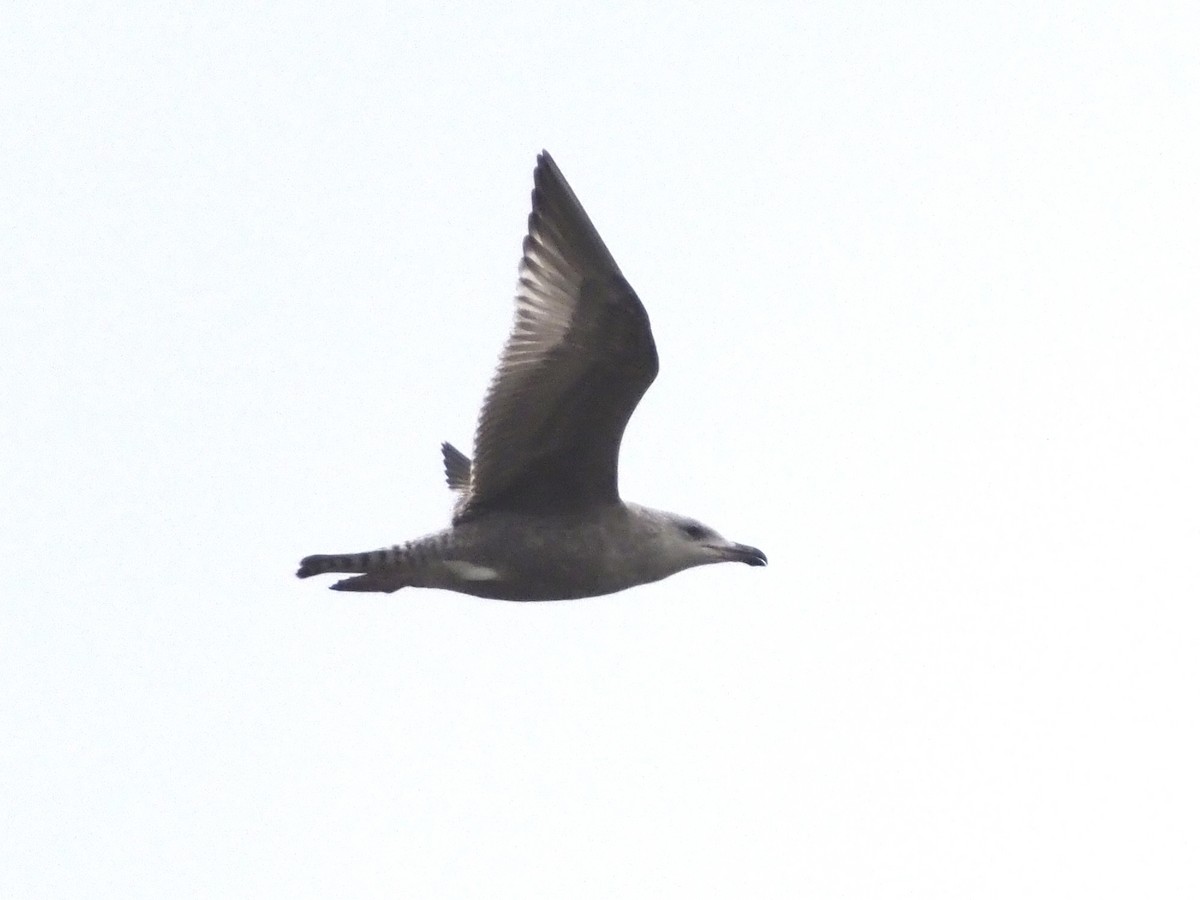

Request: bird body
left=298, top=152, right=765, bottom=601
left=298, top=501, right=761, bottom=601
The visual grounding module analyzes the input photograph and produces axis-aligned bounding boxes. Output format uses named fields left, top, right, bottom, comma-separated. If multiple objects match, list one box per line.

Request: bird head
left=628, top=506, right=767, bottom=579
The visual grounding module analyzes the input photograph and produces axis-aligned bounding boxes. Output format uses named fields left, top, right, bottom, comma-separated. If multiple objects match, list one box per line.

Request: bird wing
left=441, top=441, right=472, bottom=493
left=455, top=152, right=659, bottom=522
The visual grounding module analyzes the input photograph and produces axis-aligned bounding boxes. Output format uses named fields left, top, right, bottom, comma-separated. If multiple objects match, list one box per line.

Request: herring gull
left=297, top=152, right=766, bottom=600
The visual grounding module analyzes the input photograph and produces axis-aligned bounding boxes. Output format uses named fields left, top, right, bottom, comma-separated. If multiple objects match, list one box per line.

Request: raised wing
left=454, top=152, right=659, bottom=522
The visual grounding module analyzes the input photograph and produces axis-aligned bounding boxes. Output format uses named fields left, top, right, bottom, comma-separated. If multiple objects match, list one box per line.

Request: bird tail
left=296, top=548, right=411, bottom=593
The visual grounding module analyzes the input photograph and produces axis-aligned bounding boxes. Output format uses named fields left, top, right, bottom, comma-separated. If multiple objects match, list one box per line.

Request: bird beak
left=716, top=542, right=767, bottom=567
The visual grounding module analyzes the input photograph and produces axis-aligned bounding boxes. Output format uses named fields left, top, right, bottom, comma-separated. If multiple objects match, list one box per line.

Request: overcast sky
left=3, top=2, right=1197, bottom=897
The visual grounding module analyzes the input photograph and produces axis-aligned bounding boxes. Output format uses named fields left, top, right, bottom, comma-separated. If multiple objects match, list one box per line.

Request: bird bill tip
left=723, top=542, right=767, bottom=567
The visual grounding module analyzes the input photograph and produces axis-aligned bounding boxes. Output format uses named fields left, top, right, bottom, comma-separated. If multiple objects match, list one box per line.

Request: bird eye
left=682, top=523, right=707, bottom=540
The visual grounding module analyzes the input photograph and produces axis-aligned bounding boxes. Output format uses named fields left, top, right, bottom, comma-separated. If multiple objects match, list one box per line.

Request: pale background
left=3, top=2, right=1197, bottom=897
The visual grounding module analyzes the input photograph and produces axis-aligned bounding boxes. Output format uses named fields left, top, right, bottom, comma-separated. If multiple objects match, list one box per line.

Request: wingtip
left=441, top=441, right=472, bottom=491
left=534, top=150, right=563, bottom=183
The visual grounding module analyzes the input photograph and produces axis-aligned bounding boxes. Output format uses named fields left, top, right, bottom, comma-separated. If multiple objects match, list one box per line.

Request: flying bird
left=297, top=152, right=765, bottom=600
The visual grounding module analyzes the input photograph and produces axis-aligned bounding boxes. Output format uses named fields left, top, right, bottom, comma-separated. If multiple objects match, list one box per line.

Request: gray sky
left=4, top=2, right=1197, bottom=897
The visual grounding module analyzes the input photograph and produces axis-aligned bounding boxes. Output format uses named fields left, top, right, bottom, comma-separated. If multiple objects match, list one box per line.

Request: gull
left=297, top=151, right=766, bottom=600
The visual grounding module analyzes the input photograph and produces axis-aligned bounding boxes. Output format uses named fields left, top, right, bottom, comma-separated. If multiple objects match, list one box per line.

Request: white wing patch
left=444, top=561, right=501, bottom=581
